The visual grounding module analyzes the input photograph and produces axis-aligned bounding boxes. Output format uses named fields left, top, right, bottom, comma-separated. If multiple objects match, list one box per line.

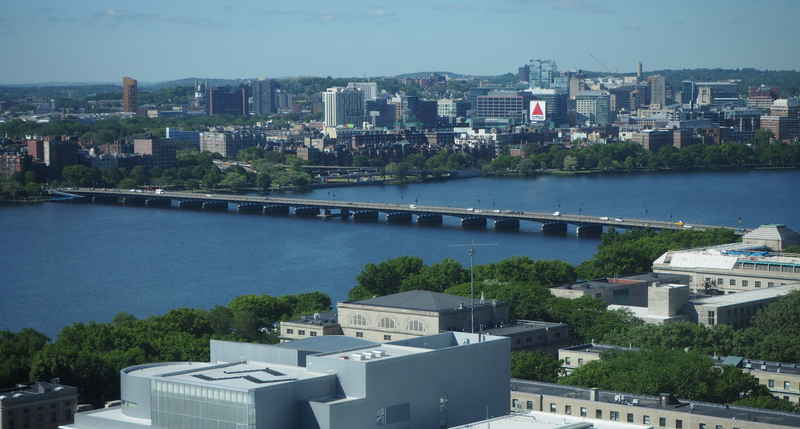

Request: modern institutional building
left=550, top=272, right=691, bottom=307
left=252, top=78, right=277, bottom=116
left=133, top=136, right=177, bottom=170
left=652, top=225, right=800, bottom=293
left=528, top=59, right=558, bottom=89
left=63, top=334, right=510, bottom=429
left=208, top=87, right=248, bottom=116
left=280, top=291, right=570, bottom=355
left=576, top=90, right=611, bottom=125
left=1, top=380, right=78, bottom=429
left=322, top=87, right=368, bottom=132
left=509, top=379, right=800, bottom=429
left=199, top=130, right=267, bottom=159
left=123, top=77, right=138, bottom=114
left=346, top=82, right=378, bottom=102
left=649, top=75, right=667, bottom=109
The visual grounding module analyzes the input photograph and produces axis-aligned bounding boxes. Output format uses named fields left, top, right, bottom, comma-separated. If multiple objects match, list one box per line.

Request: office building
left=761, top=99, right=800, bottom=141
left=165, top=128, right=201, bottom=147
left=518, top=64, right=530, bottom=83
left=476, top=93, right=526, bottom=121
left=252, top=78, right=277, bottom=116
left=510, top=379, right=800, bottom=429
left=747, top=86, right=781, bottom=108
left=133, top=136, right=177, bottom=170
left=208, top=87, right=248, bottom=116
left=123, top=77, right=138, bottom=114
left=526, top=88, right=568, bottom=127
left=322, top=87, right=368, bottom=129
left=43, top=139, right=79, bottom=182
left=1, top=153, right=30, bottom=178
left=630, top=129, right=673, bottom=152
left=576, top=90, right=612, bottom=125
left=551, top=272, right=690, bottom=308
left=200, top=130, right=266, bottom=159
left=346, top=82, right=378, bottom=102
left=437, top=99, right=470, bottom=123
left=649, top=75, right=666, bottom=109
left=528, top=59, right=557, bottom=89
left=652, top=225, right=800, bottom=293
left=63, top=335, right=509, bottom=429
left=0, top=380, right=78, bottom=429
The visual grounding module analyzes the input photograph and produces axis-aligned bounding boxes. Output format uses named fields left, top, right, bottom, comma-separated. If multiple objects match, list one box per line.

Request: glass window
left=660, top=417, right=667, bottom=427
left=769, top=379, right=775, bottom=387
left=565, top=357, right=571, bottom=365
left=298, top=330, right=305, bottom=335
left=676, top=419, right=683, bottom=429
left=708, top=310, right=715, bottom=325
left=580, top=407, right=587, bottom=417
left=51, top=412, right=57, bottom=423
left=526, top=401, right=533, bottom=410
left=768, top=282, right=774, bottom=287
left=286, top=328, right=293, bottom=334
left=9, top=419, right=14, bottom=429
left=742, top=280, right=748, bottom=287
left=526, top=337, right=532, bottom=342
left=578, top=358, right=584, bottom=365
left=37, top=415, right=43, bottom=425
left=755, top=281, right=761, bottom=288
left=440, top=395, right=448, bottom=412
left=627, top=413, right=634, bottom=422
left=377, top=407, right=386, bottom=426
left=351, top=314, right=368, bottom=326
left=610, top=411, right=619, bottom=421
left=515, top=339, right=521, bottom=344
left=718, top=278, right=723, bottom=287
left=550, top=403, right=556, bottom=412
left=555, top=332, right=561, bottom=338
left=23, top=416, right=29, bottom=428
left=379, top=317, right=396, bottom=329
left=565, top=405, right=571, bottom=415
left=643, top=415, right=650, bottom=424
left=596, top=410, right=602, bottom=419
left=356, top=332, right=363, bottom=338
left=785, top=381, right=790, bottom=389
left=310, top=331, right=317, bottom=336
left=730, top=279, right=736, bottom=286
left=384, top=335, right=391, bottom=340
left=716, top=426, right=723, bottom=429
left=407, top=320, right=426, bottom=332
left=700, top=423, right=707, bottom=429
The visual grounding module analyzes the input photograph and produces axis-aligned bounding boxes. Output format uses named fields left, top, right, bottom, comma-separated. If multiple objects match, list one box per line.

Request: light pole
left=579, top=203, right=583, bottom=216
left=670, top=210, right=674, bottom=222
left=738, top=212, right=742, bottom=224
left=493, top=198, right=497, bottom=209
left=416, top=194, right=419, bottom=205
left=644, top=205, right=648, bottom=220
left=477, top=195, right=481, bottom=206
left=449, top=241, right=497, bottom=333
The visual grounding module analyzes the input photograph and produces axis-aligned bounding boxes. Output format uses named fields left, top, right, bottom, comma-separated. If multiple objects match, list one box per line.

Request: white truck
left=155, top=189, right=164, bottom=195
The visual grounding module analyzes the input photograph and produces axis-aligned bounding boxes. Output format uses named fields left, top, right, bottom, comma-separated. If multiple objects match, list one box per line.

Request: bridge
left=56, top=188, right=750, bottom=236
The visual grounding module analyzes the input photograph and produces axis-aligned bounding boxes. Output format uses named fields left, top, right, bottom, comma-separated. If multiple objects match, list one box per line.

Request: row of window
left=284, top=329, right=317, bottom=336
left=6, top=410, right=71, bottom=428
left=765, top=379, right=796, bottom=391
left=539, top=402, right=744, bottom=429
left=724, top=278, right=776, bottom=287
left=350, top=315, right=426, bottom=332
left=563, top=357, right=584, bottom=366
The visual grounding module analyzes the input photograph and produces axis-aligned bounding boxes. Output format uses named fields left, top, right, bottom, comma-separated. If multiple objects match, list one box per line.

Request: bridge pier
left=493, top=219, right=520, bottom=229
left=340, top=209, right=351, bottom=218
left=541, top=222, right=568, bottom=232
left=461, top=217, right=487, bottom=227
left=576, top=224, right=604, bottom=235
left=237, top=203, right=263, bottom=212
left=416, top=214, right=443, bottom=224
left=145, top=198, right=171, bottom=207
left=179, top=200, right=203, bottom=208
left=203, top=201, right=228, bottom=210
left=92, top=195, right=118, bottom=204
left=263, top=204, right=289, bottom=214
left=294, top=206, right=319, bottom=216
left=123, top=197, right=146, bottom=205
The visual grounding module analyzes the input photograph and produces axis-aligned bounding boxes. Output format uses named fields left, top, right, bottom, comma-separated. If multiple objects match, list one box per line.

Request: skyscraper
left=649, top=75, right=666, bottom=109
left=123, top=77, right=138, bottom=113
left=252, top=77, right=277, bottom=116
left=322, top=87, right=367, bottom=128
left=528, top=59, right=558, bottom=89
left=576, top=90, right=611, bottom=125
left=347, top=82, right=378, bottom=102
left=208, top=87, right=248, bottom=116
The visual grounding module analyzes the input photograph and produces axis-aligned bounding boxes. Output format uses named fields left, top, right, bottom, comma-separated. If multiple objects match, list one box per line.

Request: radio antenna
left=448, top=240, right=497, bottom=333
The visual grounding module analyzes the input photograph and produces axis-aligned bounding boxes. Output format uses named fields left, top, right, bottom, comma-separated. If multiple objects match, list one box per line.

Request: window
left=298, top=330, right=305, bottom=336
left=356, top=332, right=363, bottom=338
left=708, top=310, right=715, bottom=325
left=555, top=332, right=561, bottom=338
left=515, top=339, right=521, bottom=344
left=526, top=337, right=532, bottom=343
left=769, top=379, right=775, bottom=388
left=734, top=308, right=738, bottom=316
left=610, top=411, right=619, bottom=421
left=643, top=415, right=650, bottom=424
left=407, top=320, right=426, bottom=332
left=527, top=401, right=533, bottom=410
left=595, top=293, right=602, bottom=299
left=700, top=423, right=707, bottom=429
left=9, top=419, right=14, bottom=429
left=676, top=419, right=683, bottom=428
left=718, top=278, right=724, bottom=287
left=37, top=414, right=43, bottom=425
left=730, top=279, right=736, bottom=286
left=768, top=282, right=774, bottom=287
left=627, top=413, right=634, bottom=422
left=784, top=396, right=789, bottom=400
left=377, top=407, right=386, bottom=426
left=65, top=410, right=71, bottom=420
left=716, top=426, right=723, bottom=429
left=580, top=407, right=587, bottom=417
left=286, top=328, right=293, bottom=334
left=565, top=405, right=571, bottom=415
left=596, top=410, right=602, bottom=419
left=440, top=395, right=448, bottom=412
left=755, top=281, right=761, bottom=288
left=578, top=358, right=584, bottom=365
left=660, top=417, right=667, bottom=427
left=440, top=418, right=448, bottom=429
left=785, top=381, right=791, bottom=390
left=310, top=331, right=317, bottom=336
left=379, top=317, right=396, bottom=329
left=351, top=314, right=368, bottom=326
left=565, top=357, right=571, bottom=365
left=51, top=412, right=57, bottom=423
left=537, top=335, right=542, bottom=340
left=742, top=280, right=749, bottom=287
left=384, top=335, right=391, bottom=341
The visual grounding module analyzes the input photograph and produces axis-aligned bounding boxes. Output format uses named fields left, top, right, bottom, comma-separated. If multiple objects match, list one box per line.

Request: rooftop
left=339, top=290, right=505, bottom=313
left=481, top=320, right=565, bottom=336
left=511, top=380, right=800, bottom=428
left=691, top=283, right=800, bottom=307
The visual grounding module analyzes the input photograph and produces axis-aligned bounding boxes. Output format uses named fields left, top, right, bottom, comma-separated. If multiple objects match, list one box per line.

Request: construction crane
left=590, top=54, right=618, bottom=77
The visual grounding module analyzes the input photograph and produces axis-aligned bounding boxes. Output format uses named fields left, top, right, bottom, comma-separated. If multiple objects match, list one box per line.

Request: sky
left=2, top=0, right=799, bottom=85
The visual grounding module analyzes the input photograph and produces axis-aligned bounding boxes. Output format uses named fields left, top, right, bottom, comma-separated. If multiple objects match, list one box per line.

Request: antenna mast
left=449, top=241, right=497, bottom=333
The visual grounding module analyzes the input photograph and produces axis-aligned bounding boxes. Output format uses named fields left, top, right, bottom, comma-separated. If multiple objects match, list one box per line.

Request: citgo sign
left=529, top=101, right=546, bottom=122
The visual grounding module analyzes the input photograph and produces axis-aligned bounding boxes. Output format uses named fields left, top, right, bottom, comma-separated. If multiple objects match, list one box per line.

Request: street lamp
left=644, top=205, right=648, bottom=220
left=579, top=203, right=583, bottom=216
left=738, top=212, right=742, bottom=224
left=557, top=199, right=561, bottom=211
left=477, top=195, right=481, bottom=206
left=670, top=210, right=674, bottom=222
left=493, top=198, right=497, bottom=209
left=415, top=194, right=419, bottom=205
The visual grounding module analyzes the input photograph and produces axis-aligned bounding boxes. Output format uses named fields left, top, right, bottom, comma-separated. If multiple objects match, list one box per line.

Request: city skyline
left=2, top=0, right=800, bottom=85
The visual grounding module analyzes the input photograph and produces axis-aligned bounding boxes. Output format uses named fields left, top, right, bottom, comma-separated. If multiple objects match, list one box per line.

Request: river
left=1, top=169, right=798, bottom=339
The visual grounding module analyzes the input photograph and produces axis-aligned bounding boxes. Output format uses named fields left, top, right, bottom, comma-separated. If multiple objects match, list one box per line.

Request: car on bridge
left=553, top=211, right=560, bottom=216
left=675, top=221, right=684, bottom=226
left=600, top=217, right=609, bottom=220
left=615, top=218, right=623, bottom=222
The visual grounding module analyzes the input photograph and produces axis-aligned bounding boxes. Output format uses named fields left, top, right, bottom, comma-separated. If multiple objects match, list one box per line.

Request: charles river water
left=1, top=169, right=798, bottom=339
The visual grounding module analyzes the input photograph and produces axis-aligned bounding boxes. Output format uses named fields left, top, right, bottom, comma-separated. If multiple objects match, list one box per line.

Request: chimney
left=637, top=61, right=642, bottom=80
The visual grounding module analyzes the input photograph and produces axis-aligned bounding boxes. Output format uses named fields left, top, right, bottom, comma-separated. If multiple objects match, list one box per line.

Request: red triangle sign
left=532, top=102, right=543, bottom=115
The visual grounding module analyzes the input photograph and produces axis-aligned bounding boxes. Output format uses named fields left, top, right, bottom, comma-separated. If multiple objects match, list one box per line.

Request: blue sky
left=2, top=0, right=799, bottom=85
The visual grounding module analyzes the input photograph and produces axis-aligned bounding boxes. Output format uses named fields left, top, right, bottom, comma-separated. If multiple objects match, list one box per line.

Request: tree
left=354, top=256, right=424, bottom=297
left=511, top=351, right=564, bottom=382
left=129, top=166, right=150, bottom=186
left=563, top=155, right=578, bottom=173
left=118, top=178, right=138, bottom=189
left=221, top=172, right=246, bottom=193
left=112, top=311, right=137, bottom=325
left=255, top=172, right=271, bottom=191
left=185, top=178, right=198, bottom=192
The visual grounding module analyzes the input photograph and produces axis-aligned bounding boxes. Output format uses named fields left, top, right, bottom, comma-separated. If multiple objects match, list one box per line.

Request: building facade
left=252, top=78, right=277, bottom=116
left=322, top=87, right=367, bottom=130
left=123, top=77, right=138, bottom=114
left=0, top=381, right=78, bottom=429
left=209, top=88, right=248, bottom=116
left=133, top=137, right=177, bottom=170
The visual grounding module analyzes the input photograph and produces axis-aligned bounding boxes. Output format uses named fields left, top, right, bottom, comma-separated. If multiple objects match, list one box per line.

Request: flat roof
left=452, top=411, right=651, bottom=429
left=691, top=283, right=800, bottom=307
left=481, top=320, right=565, bottom=336
left=511, top=380, right=800, bottom=428
left=126, top=361, right=326, bottom=390
left=340, top=290, right=505, bottom=313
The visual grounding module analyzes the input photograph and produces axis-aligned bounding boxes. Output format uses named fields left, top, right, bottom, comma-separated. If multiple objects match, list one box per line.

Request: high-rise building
left=43, top=138, right=79, bottom=182
left=346, top=82, right=378, bottom=102
left=761, top=99, right=800, bottom=141
left=134, top=136, right=177, bottom=170
left=649, top=75, right=666, bottom=109
left=576, top=90, right=612, bottom=125
left=518, top=64, right=530, bottom=83
left=123, top=77, right=138, bottom=113
left=208, top=87, right=248, bottom=116
left=476, top=93, right=525, bottom=120
left=322, top=87, right=367, bottom=129
left=529, top=59, right=558, bottom=89
left=252, top=78, right=277, bottom=116
left=526, top=88, right=568, bottom=127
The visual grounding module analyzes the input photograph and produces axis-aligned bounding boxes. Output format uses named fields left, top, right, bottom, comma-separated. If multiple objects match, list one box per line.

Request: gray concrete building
left=63, top=334, right=509, bottom=429
left=1, top=381, right=78, bottom=429
left=550, top=272, right=691, bottom=307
